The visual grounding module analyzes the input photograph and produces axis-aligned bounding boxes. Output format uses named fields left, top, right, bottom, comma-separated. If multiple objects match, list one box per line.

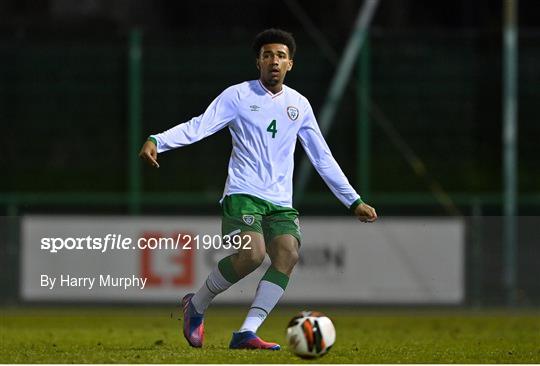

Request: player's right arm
left=139, top=139, right=159, bottom=168
left=139, top=86, right=238, bottom=166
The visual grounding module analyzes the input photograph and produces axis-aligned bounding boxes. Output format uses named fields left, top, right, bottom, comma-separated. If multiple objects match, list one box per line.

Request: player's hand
left=138, top=140, right=160, bottom=168
left=354, top=202, right=377, bottom=223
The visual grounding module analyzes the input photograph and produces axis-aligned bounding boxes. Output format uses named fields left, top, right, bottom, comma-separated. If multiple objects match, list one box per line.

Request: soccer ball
left=285, top=311, right=336, bottom=358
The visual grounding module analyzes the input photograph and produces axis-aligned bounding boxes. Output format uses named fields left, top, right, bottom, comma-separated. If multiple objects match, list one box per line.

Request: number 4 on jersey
left=267, top=119, right=278, bottom=138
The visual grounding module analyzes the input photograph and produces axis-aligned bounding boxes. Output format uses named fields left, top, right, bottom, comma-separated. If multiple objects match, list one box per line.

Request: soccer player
left=139, top=28, right=377, bottom=350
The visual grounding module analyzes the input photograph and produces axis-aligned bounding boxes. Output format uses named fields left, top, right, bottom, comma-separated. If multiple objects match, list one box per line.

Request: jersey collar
left=258, top=79, right=284, bottom=99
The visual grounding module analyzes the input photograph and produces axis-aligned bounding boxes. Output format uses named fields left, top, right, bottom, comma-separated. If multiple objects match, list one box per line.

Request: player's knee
left=278, top=245, right=299, bottom=269
left=289, top=248, right=299, bottom=266
left=250, top=249, right=266, bottom=267
left=239, top=247, right=266, bottom=268
left=286, top=247, right=299, bottom=268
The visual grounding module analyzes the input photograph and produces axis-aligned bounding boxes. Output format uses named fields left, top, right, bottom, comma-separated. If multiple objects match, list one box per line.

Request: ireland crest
left=242, top=215, right=255, bottom=225
left=287, top=106, right=299, bottom=121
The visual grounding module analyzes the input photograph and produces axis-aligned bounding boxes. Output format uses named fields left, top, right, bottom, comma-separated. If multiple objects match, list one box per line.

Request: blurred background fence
left=2, top=29, right=539, bottom=212
left=0, top=0, right=539, bottom=306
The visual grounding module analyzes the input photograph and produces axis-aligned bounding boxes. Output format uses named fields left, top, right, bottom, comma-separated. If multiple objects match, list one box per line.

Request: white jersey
left=152, top=80, right=360, bottom=209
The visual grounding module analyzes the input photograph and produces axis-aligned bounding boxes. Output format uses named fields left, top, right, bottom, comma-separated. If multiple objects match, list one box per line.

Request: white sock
left=239, top=280, right=285, bottom=333
left=191, top=266, right=233, bottom=314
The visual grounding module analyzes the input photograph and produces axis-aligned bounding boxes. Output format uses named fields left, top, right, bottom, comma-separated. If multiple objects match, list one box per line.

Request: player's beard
left=267, top=71, right=282, bottom=86
left=267, top=78, right=279, bottom=86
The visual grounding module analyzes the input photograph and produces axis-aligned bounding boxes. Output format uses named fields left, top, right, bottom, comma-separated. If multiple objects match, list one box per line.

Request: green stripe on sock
left=218, top=255, right=240, bottom=284
left=261, top=266, right=289, bottom=291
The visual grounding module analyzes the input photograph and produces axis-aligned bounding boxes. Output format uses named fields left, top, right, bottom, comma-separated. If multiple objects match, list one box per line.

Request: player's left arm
left=353, top=202, right=377, bottom=223
left=297, top=101, right=377, bottom=223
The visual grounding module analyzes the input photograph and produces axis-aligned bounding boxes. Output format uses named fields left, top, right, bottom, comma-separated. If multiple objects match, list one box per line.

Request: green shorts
left=221, top=194, right=301, bottom=246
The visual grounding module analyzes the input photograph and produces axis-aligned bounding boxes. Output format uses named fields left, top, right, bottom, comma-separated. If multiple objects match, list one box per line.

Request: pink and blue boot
left=229, top=330, right=280, bottom=350
left=181, top=293, right=204, bottom=347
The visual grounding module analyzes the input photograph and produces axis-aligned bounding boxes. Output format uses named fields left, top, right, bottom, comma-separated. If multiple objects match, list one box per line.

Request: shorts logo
left=294, top=218, right=300, bottom=227
left=287, top=106, right=299, bottom=121
left=242, top=215, right=255, bottom=225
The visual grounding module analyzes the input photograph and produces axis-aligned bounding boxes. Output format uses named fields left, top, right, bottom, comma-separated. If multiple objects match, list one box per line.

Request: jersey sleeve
left=151, top=87, right=238, bottom=153
left=297, top=100, right=361, bottom=209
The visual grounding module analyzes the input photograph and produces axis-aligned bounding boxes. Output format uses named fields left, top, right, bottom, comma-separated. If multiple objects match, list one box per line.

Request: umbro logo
left=250, top=105, right=261, bottom=112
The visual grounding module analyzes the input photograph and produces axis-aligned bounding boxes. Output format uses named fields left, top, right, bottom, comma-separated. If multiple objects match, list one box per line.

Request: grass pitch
left=1, top=306, right=539, bottom=363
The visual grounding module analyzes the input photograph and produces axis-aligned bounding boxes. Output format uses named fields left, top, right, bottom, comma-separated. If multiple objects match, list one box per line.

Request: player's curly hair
left=252, top=28, right=296, bottom=59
